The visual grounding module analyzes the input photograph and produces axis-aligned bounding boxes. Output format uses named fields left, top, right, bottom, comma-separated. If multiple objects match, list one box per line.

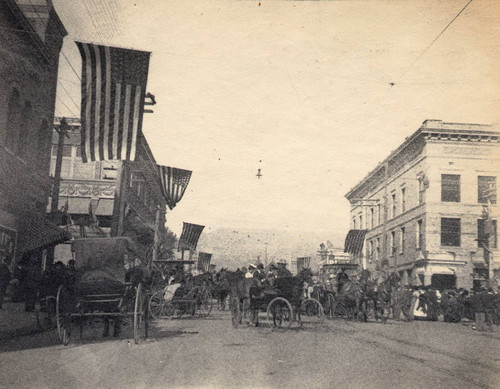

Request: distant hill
left=196, top=228, right=346, bottom=271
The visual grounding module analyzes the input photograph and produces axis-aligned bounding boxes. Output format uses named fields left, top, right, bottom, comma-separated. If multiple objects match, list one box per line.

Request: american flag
left=76, top=42, right=150, bottom=162
left=158, top=166, right=192, bottom=210
left=197, top=252, right=212, bottom=273
left=178, top=222, right=205, bottom=252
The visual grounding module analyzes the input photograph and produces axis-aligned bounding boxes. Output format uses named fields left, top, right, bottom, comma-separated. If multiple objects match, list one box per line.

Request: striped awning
left=344, top=230, right=368, bottom=255
left=17, top=214, right=72, bottom=254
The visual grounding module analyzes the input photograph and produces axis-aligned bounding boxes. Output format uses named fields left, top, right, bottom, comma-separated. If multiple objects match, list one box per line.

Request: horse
left=214, top=268, right=244, bottom=310
left=333, top=270, right=371, bottom=322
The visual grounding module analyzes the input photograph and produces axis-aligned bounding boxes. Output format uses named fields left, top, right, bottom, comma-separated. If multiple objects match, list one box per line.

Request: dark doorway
left=431, top=274, right=456, bottom=290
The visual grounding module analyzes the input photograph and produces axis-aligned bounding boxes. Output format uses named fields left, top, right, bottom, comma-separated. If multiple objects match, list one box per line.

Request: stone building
left=0, top=0, right=69, bottom=268
left=345, top=120, right=499, bottom=290
left=49, top=117, right=167, bottom=263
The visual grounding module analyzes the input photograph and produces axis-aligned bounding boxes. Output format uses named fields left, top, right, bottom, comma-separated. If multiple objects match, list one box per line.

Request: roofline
left=345, top=120, right=497, bottom=200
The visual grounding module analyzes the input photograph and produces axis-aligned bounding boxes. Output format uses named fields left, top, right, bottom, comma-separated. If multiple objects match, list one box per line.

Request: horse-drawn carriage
left=148, top=262, right=213, bottom=320
left=55, top=237, right=149, bottom=345
left=230, top=269, right=324, bottom=330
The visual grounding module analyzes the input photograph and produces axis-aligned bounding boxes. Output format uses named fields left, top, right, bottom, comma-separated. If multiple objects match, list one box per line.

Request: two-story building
left=345, top=120, right=499, bottom=290
left=49, top=117, right=167, bottom=263
left=0, top=0, right=70, bottom=269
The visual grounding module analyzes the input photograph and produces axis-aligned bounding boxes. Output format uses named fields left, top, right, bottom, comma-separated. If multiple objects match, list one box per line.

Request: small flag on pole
left=178, top=222, right=205, bottom=252
left=76, top=42, right=150, bottom=162
left=158, top=166, right=192, bottom=210
left=297, top=257, right=311, bottom=273
left=197, top=252, right=212, bottom=273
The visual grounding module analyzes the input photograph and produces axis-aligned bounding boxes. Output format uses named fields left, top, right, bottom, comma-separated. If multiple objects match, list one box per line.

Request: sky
left=51, top=0, right=500, bottom=240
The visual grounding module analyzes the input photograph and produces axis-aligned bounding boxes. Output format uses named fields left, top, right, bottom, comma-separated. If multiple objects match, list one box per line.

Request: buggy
left=231, top=271, right=324, bottom=330
left=55, top=237, right=149, bottom=345
left=148, top=274, right=212, bottom=320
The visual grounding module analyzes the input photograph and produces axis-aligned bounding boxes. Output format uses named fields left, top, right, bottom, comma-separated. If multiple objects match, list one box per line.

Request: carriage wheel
left=266, top=297, right=293, bottom=330
left=197, top=288, right=212, bottom=318
left=231, top=297, right=241, bottom=328
left=56, top=285, right=72, bottom=346
left=149, top=289, right=175, bottom=319
left=134, top=283, right=148, bottom=344
left=300, top=298, right=325, bottom=325
left=36, top=296, right=56, bottom=330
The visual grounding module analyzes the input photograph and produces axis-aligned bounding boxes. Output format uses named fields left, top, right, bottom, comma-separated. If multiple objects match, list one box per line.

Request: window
left=478, top=176, right=496, bottom=204
left=441, top=218, right=461, bottom=247
left=391, top=193, right=396, bottom=218
left=478, top=219, right=497, bottom=249
left=417, top=219, right=423, bottom=249
left=418, top=175, right=426, bottom=204
left=391, top=231, right=397, bottom=255
left=359, top=214, right=363, bottom=229
left=5, top=88, right=21, bottom=152
left=375, top=238, right=380, bottom=261
left=353, top=218, right=356, bottom=229
left=400, top=227, right=405, bottom=254
left=377, top=204, right=381, bottom=225
left=130, top=171, right=145, bottom=198
left=401, top=187, right=406, bottom=213
left=441, top=174, right=460, bottom=202
left=367, top=240, right=373, bottom=262
left=18, top=101, right=32, bottom=157
left=370, top=208, right=374, bottom=229
left=37, top=120, right=49, bottom=168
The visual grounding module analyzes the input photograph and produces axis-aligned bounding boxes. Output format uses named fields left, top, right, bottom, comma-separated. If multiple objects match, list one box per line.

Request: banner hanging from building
left=76, top=42, right=151, bottom=162
left=178, top=222, right=204, bottom=252
left=158, top=166, right=192, bottom=210
left=197, top=252, right=212, bottom=273
left=296, top=257, right=311, bottom=273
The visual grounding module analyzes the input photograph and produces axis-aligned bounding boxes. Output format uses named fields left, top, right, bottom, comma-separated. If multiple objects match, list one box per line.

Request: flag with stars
left=76, top=42, right=150, bottom=162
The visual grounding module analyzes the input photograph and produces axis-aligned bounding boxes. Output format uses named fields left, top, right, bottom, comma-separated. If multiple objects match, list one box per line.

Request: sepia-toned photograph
left=0, top=0, right=499, bottom=388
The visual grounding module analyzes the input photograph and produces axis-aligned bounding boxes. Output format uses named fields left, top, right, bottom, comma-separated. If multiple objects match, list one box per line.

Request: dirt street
left=1, top=309, right=499, bottom=389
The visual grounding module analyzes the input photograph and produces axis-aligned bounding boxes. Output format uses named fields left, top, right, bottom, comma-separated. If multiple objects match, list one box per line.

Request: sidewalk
left=0, top=301, right=42, bottom=339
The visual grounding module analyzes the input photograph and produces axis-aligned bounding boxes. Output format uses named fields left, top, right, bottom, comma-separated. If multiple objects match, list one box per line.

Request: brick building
left=49, top=117, right=167, bottom=263
left=345, top=120, right=499, bottom=290
left=0, top=0, right=69, bottom=268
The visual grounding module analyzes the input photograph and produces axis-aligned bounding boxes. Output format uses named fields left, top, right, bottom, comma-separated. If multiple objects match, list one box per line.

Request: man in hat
left=245, top=264, right=256, bottom=279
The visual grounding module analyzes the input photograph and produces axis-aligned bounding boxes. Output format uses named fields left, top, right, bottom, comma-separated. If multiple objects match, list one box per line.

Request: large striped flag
left=76, top=42, right=150, bottom=162
left=158, top=166, right=192, bottom=210
left=178, top=222, right=205, bottom=252
left=197, top=252, right=212, bottom=273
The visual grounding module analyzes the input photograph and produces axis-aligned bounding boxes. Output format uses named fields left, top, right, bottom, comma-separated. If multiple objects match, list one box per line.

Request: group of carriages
left=308, top=268, right=500, bottom=327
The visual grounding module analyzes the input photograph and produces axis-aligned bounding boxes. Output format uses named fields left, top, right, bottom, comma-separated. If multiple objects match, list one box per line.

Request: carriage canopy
left=71, top=237, right=138, bottom=284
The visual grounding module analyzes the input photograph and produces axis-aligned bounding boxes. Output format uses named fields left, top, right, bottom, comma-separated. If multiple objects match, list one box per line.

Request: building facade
left=0, top=0, right=69, bottom=268
left=49, top=117, right=167, bottom=263
left=345, top=120, right=499, bottom=290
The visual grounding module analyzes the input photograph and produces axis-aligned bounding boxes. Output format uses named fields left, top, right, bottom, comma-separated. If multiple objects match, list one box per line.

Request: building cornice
left=345, top=120, right=498, bottom=200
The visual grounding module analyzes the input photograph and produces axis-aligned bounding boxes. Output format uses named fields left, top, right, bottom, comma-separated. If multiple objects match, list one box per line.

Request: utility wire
left=397, top=0, right=474, bottom=82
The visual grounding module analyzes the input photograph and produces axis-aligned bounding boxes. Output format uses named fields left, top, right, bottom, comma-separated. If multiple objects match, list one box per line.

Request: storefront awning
left=344, top=229, right=368, bottom=255
left=17, top=214, right=72, bottom=254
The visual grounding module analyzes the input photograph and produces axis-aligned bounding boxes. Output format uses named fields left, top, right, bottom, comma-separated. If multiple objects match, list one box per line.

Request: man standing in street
left=0, top=256, right=12, bottom=309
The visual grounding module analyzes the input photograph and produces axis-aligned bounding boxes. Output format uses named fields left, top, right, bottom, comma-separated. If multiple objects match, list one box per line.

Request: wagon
left=55, top=238, right=149, bottom=345
left=231, top=274, right=324, bottom=330
left=148, top=278, right=212, bottom=320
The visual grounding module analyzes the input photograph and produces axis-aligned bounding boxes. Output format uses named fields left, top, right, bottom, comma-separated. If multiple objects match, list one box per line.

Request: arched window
left=37, top=119, right=50, bottom=171
left=5, top=88, right=21, bottom=152
left=18, top=101, right=32, bottom=157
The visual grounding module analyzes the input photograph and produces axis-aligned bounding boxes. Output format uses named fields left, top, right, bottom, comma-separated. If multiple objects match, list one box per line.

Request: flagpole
left=47, top=117, right=70, bottom=266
